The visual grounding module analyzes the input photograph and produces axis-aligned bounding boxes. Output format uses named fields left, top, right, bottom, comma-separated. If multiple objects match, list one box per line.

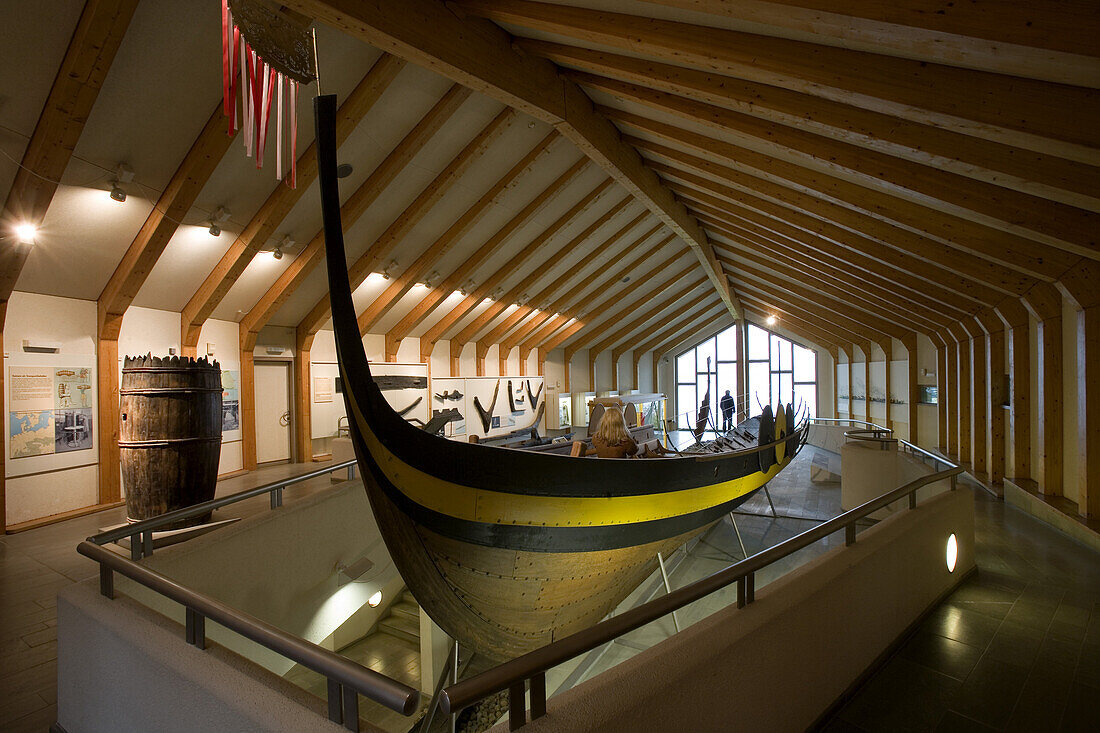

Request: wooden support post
left=448, top=341, right=461, bottom=378
left=930, top=333, right=947, bottom=451
left=862, top=343, right=871, bottom=422
left=846, top=347, right=853, bottom=419
left=0, top=310, right=4, bottom=530
left=736, top=324, right=747, bottom=422
left=944, top=336, right=958, bottom=459
left=880, top=339, right=892, bottom=431
left=588, top=353, right=597, bottom=394
left=954, top=326, right=972, bottom=469
left=96, top=334, right=121, bottom=503
left=1056, top=262, right=1100, bottom=517
left=976, top=310, right=1006, bottom=486
left=563, top=353, right=571, bottom=394
left=902, top=334, right=918, bottom=443
left=239, top=326, right=257, bottom=471
left=498, top=347, right=507, bottom=378
left=962, top=319, right=987, bottom=478
left=294, top=334, right=312, bottom=463
left=1023, top=284, right=1064, bottom=496
left=611, top=353, right=619, bottom=392
left=997, top=299, right=1032, bottom=482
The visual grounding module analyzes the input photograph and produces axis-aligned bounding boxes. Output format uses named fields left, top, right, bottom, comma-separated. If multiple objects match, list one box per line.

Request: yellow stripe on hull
left=357, top=409, right=787, bottom=528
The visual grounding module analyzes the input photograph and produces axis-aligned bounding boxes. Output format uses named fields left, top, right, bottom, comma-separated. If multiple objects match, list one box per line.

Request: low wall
left=496, top=489, right=975, bottom=733
left=56, top=579, right=362, bottom=733
left=842, top=441, right=953, bottom=518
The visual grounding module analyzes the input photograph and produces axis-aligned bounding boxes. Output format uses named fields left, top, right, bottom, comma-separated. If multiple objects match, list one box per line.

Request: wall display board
left=5, top=355, right=97, bottom=478
left=221, top=370, right=240, bottom=436
left=889, top=359, right=908, bottom=408
left=431, top=377, right=466, bottom=437
left=311, top=362, right=429, bottom=438
left=835, top=365, right=849, bottom=413
left=433, top=376, right=545, bottom=441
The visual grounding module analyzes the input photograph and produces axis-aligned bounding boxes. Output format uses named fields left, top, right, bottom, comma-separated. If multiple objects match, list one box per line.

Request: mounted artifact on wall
left=119, top=355, right=222, bottom=529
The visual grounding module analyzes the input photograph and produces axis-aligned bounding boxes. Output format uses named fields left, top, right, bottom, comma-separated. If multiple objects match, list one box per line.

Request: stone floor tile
left=899, top=631, right=984, bottom=681
left=949, top=656, right=1029, bottom=730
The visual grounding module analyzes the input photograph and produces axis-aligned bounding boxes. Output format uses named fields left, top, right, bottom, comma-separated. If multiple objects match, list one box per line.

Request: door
left=255, top=361, right=291, bottom=464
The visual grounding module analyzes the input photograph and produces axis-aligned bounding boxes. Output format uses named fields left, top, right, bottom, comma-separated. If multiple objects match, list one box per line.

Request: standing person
left=720, top=390, right=736, bottom=432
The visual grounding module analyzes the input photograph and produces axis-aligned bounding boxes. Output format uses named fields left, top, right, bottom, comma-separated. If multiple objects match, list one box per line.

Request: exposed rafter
left=181, top=53, right=406, bottom=351
left=282, top=0, right=740, bottom=320
left=0, top=0, right=139, bottom=306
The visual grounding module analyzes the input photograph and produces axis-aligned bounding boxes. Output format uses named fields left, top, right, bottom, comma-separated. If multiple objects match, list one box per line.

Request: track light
left=208, top=206, right=231, bottom=236
left=109, top=182, right=126, bottom=202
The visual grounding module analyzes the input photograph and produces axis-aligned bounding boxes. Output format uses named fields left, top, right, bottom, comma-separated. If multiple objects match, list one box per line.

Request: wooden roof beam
left=714, top=244, right=937, bottom=336
left=737, top=290, right=868, bottom=349
left=629, top=297, right=726, bottom=363
left=637, top=139, right=1038, bottom=298
left=704, top=222, right=953, bottom=332
left=521, top=42, right=1099, bottom=210
left=579, top=73, right=1100, bottom=249
left=599, top=288, right=716, bottom=359
left=1, top=0, right=139, bottom=306
left=678, top=185, right=977, bottom=320
left=512, top=236, right=683, bottom=357
left=182, top=54, right=406, bottom=350
left=365, top=173, right=616, bottom=338
left=610, top=110, right=1085, bottom=271
left=734, top=279, right=884, bottom=346
left=459, top=0, right=1099, bottom=161
left=283, top=0, right=740, bottom=320
left=240, top=83, right=468, bottom=350
left=100, top=105, right=235, bottom=339
left=726, top=258, right=907, bottom=341
left=297, top=93, right=506, bottom=346
left=477, top=216, right=664, bottom=358
left=642, top=0, right=1100, bottom=83
left=562, top=274, right=709, bottom=360
left=375, top=152, right=591, bottom=352
left=382, top=132, right=560, bottom=355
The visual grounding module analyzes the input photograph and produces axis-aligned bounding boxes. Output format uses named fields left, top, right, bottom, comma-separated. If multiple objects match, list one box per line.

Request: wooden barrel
left=120, top=355, right=222, bottom=529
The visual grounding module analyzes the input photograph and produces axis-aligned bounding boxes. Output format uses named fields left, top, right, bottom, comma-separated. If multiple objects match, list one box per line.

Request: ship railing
left=77, top=459, right=421, bottom=730
left=435, top=430, right=961, bottom=729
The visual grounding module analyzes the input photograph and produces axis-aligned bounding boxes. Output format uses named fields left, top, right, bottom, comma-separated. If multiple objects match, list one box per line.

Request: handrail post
left=185, top=607, right=206, bottom=650
left=99, top=564, right=114, bottom=599
left=736, top=576, right=746, bottom=608
left=909, top=491, right=917, bottom=509
left=746, top=572, right=755, bottom=604
left=530, top=672, right=546, bottom=720
left=130, top=533, right=142, bottom=560
left=142, top=530, right=153, bottom=557
left=508, top=681, right=526, bottom=730
left=328, top=679, right=343, bottom=725
left=845, top=524, right=856, bottom=546
left=342, top=685, right=359, bottom=731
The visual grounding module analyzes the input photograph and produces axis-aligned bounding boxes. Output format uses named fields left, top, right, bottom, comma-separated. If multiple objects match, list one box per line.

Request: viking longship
left=312, top=95, right=808, bottom=661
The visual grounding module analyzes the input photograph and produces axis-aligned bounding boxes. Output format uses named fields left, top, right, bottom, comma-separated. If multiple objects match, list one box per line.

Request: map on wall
left=8, top=366, right=96, bottom=459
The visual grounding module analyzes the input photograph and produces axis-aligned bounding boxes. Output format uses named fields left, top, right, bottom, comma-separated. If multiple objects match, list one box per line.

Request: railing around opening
left=436, top=418, right=961, bottom=729
left=78, top=459, right=419, bottom=731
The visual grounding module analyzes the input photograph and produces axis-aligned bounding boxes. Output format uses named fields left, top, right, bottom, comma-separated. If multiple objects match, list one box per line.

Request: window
left=745, top=323, right=818, bottom=419
left=674, top=322, right=738, bottom=430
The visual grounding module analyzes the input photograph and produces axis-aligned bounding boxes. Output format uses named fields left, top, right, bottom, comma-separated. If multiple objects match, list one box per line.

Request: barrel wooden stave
left=120, top=355, right=222, bottom=529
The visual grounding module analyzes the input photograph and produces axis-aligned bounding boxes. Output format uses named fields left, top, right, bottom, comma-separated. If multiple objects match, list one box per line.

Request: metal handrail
left=79, top=458, right=419, bottom=730
left=91, top=457, right=356, bottom=548
left=809, top=418, right=956, bottom=470
left=437, top=443, right=962, bottom=722
left=78, top=541, right=420, bottom=719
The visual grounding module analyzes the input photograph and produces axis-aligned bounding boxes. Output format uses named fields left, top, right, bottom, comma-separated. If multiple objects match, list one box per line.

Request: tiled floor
left=2, top=445, right=1098, bottom=732
left=823, top=485, right=1100, bottom=732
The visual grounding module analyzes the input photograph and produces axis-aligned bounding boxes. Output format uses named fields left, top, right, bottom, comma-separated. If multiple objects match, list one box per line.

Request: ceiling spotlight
left=13, top=222, right=37, bottom=244
left=272, top=247, right=283, bottom=260
left=381, top=260, right=398, bottom=280
left=766, top=315, right=777, bottom=326
left=109, top=182, right=126, bottom=202
left=336, top=163, right=354, bottom=178
left=208, top=223, right=221, bottom=237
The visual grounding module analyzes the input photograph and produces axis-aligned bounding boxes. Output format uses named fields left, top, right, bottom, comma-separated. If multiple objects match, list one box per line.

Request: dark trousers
left=722, top=409, right=733, bottom=432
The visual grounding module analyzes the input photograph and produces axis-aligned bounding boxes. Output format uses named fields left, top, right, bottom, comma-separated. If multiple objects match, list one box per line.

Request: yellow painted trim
left=349, top=390, right=786, bottom=528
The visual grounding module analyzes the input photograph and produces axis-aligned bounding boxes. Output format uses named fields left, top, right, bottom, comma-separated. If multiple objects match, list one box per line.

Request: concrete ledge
left=1005, top=479, right=1100, bottom=553
left=496, top=489, right=976, bottom=732
left=57, top=579, right=365, bottom=733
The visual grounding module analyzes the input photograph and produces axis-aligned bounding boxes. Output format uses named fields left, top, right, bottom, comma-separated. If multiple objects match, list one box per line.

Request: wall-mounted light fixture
left=946, top=533, right=958, bottom=572
left=13, top=222, right=37, bottom=244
